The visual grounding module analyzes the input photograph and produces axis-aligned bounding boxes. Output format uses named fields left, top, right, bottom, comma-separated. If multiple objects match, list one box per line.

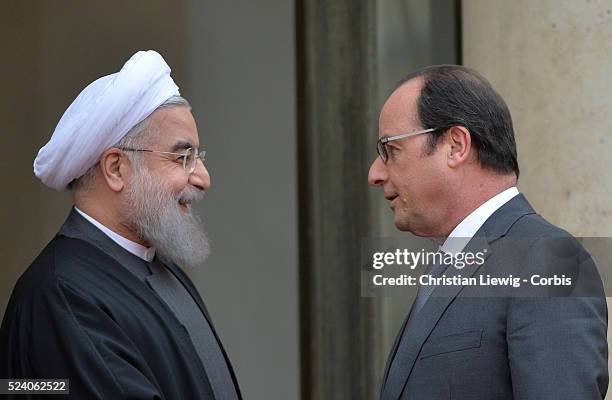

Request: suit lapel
left=380, top=307, right=411, bottom=396
left=381, top=236, right=491, bottom=400
left=381, top=194, right=537, bottom=400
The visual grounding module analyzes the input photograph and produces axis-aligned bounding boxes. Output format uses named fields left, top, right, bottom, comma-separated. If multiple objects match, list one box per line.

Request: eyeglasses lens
left=183, top=148, right=194, bottom=171
left=377, top=141, right=387, bottom=163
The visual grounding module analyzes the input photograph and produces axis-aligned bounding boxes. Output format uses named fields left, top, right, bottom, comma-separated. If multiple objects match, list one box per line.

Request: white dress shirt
left=74, top=207, right=156, bottom=262
left=440, top=187, right=519, bottom=254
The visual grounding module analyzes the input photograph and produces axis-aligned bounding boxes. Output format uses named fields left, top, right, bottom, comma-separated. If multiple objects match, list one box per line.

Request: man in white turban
left=0, top=50, right=242, bottom=399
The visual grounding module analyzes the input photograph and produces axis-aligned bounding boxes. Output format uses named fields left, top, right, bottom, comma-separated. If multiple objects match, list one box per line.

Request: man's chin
left=394, top=215, right=425, bottom=236
left=393, top=213, right=410, bottom=232
left=394, top=220, right=411, bottom=232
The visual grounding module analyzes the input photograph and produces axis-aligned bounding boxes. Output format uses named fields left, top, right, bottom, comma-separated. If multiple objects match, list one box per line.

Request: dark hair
left=397, top=65, right=519, bottom=177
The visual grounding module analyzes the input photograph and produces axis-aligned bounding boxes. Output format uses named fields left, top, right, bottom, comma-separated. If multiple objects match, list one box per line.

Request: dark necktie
left=146, top=258, right=239, bottom=400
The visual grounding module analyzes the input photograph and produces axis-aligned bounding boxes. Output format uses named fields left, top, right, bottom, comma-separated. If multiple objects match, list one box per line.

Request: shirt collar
left=440, top=187, right=519, bottom=254
left=74, top=207, right=156, bottom=262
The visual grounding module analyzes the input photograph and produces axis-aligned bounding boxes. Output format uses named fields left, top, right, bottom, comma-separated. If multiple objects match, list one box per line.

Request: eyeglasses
left=376, top=128, right=438, bottom=163
left=117, top=147, right=206, bottom=173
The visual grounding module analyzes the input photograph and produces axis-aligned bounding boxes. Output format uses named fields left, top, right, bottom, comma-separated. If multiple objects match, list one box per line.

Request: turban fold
left=33, top=50, right=180, bottom=191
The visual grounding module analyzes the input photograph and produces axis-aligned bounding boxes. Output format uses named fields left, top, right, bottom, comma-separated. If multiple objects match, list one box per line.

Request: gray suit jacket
left=380, top=194, right=608, bottom=400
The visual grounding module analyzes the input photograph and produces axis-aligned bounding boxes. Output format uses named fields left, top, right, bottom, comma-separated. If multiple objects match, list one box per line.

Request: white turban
left=33, top=50, right=180, bottom=191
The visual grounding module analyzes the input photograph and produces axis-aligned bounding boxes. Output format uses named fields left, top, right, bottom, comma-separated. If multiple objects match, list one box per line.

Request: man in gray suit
left=368, top=65, right=608, bottom=399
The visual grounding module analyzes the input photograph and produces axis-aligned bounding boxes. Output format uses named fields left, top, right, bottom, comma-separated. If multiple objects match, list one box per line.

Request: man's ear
left=100, top=148, right=128, bottom=192
left=446, top=126, right=472, bottom=168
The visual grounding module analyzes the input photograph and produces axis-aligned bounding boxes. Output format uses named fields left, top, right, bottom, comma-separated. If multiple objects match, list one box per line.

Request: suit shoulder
left=509, top=211, right=575, bottom=240
left=502, top=212, right=590, bottom=267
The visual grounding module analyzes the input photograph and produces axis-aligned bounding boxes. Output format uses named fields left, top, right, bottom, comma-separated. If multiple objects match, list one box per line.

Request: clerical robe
left=0, top=210, right=241, bottom=399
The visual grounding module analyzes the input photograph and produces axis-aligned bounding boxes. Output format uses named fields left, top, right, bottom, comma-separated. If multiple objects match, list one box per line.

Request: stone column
left=296, top=0, right=383, bottom=398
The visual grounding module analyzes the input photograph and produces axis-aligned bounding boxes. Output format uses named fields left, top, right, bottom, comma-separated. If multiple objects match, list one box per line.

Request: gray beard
left=120, top=168, right=210, bottom=269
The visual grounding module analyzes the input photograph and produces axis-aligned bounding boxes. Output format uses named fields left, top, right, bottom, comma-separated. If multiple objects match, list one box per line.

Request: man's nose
left=368, top=157, right=387, bottom=187
left=189, top=159, right=211, bottom=191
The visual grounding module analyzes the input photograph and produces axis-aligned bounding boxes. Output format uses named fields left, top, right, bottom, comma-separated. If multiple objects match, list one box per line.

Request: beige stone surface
left=463, top=0, right=612, bottom=237
left=463, top=1, right=612, bottom=396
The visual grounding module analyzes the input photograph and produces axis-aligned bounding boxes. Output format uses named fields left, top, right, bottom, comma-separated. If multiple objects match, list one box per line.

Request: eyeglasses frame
left=376, top=127, right=440, bottom=163
left=117, top=147, right=206, bottom=173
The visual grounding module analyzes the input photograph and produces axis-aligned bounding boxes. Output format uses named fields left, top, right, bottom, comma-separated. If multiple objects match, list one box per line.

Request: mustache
left=176, top=185, right=205, bottom=204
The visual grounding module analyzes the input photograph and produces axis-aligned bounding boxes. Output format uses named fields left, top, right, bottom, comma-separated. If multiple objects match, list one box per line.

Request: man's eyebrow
left=170, top=140, right=194, bottom=152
